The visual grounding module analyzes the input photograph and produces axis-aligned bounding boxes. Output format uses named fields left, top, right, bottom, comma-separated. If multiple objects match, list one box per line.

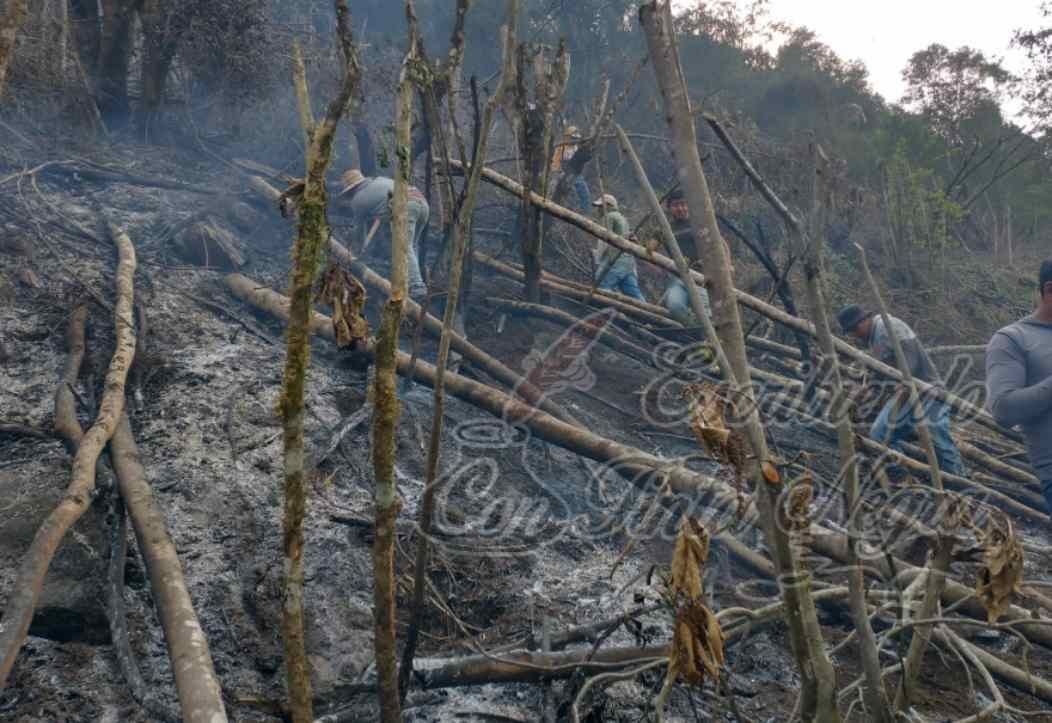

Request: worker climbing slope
left=646, top=188, right=713, bottom=326
left=838, top=304, right=966, bottom=477
left=592, top=193, right=646, bottom=302
left=337, top=168, right=430, bottom=299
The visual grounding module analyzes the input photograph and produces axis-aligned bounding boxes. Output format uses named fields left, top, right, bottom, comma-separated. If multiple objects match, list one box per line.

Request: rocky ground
left=1, top=136, right=1051, bottom=723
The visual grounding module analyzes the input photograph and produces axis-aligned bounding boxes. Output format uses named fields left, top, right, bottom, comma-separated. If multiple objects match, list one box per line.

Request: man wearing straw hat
left=337, top=169, right=430, bottom=299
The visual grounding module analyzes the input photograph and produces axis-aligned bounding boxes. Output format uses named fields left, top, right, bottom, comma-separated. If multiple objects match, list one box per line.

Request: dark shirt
left=670, top=218, right=701, bottom=267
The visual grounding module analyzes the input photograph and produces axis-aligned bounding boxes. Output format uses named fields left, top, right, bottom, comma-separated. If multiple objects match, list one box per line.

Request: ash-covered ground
left=2, top=140, right=1052, bottom=723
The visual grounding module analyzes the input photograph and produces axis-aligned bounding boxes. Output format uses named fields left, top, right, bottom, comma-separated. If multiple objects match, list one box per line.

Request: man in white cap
left=592, top=193, right=645, bottom=302
left=337, top=169, right=430, bottom=299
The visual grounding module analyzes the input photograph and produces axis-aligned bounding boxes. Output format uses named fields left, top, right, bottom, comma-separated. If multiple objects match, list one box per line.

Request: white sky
left=675, top=0, right=1047, bottom=115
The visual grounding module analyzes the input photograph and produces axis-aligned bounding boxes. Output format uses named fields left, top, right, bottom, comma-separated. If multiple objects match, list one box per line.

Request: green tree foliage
left=901, top=43, right=1016, bottom=143
left=1015, top=1, right=1052, bottom=133
left=881, top=142, right=963, bottom=284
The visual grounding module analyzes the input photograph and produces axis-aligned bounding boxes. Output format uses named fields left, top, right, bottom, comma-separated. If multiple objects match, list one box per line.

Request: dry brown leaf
left=785, top=474, right=813, bottom=534
left=976, top=517, right=1024, bottom=623
left=317, top=264, right=369, bottom=348
left=670, top=518, right=710, bottom=601
left=685, top=382, right=747, bottom=474
left=670, top=600, right=725, bottom=687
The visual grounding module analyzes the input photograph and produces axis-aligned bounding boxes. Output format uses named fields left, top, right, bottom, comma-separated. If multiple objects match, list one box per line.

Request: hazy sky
left=677, top=0, right=1047, bottom=113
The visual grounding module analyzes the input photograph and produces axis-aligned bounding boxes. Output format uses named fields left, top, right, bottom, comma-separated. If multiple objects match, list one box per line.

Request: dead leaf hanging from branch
left=316, top=263, right=369, bottom=348
left=670, top=600, right=725, bottom=687
left=685, top=382, right=746, bottom=476
left=976, top=515, right=1024, bottom=623
left=670, top=517, right=709, bottom=600
left=664, top=518, right=724, bottom=689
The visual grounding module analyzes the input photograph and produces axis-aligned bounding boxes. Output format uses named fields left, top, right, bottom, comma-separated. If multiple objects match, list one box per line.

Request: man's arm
left=986, top=331, right=1052, bottom=427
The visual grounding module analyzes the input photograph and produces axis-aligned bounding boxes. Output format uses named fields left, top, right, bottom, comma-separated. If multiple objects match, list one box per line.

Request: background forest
left=4, top=0, right=1051, bottom=343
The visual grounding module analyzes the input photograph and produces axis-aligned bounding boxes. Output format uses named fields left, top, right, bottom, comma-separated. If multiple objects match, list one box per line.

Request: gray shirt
left=986, top=315, right=1052, bottom=480
left=866, top=315, right=940, bottom=384
left=341, top=177, right=395, bottom=249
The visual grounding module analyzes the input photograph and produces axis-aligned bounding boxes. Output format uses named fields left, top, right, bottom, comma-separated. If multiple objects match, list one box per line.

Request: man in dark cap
left=646, top=188, right=711, bottom=325
left=986, top=259, right=1052, bottom=515
left=838, top=304, right=965, bottom=476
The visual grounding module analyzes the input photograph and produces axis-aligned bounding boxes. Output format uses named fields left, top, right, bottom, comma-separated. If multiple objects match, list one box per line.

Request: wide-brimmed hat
left=837, top=304, right=871, bottom=334
left=339, top=169, right=366, bottom=196
left=592, top=193, right=618, bottom=210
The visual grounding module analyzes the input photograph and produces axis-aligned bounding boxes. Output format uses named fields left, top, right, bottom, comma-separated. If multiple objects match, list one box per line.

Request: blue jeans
left=365, top=196, right=430, bottom=299
left=663, top=277, right=710, bottom=326
left=573, top=175, right=591, bottom=211
left=870, top=397, right=966, bottom=477
left=1043, top=480, right=1052, bottom=517
left=597, top=266, right=646, bottom=302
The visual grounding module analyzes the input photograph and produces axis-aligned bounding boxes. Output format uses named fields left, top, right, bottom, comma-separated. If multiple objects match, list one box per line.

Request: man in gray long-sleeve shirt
left=986, top=259, right=1052, bottom=515
left=838, top=304, right=966, bottom=477
left=337, top=169, right=430, bottom=298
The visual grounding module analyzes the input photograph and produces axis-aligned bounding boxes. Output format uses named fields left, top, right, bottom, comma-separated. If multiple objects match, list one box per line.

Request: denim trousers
left=597, top=265, right=646, bottom=302
left=870, top=397, right=966, bottom=477
left=663, top=277, right=711, bottom=326
left=365, top=196, right=430, bottom=299
left=1043, top=479, right=1052, bottom=517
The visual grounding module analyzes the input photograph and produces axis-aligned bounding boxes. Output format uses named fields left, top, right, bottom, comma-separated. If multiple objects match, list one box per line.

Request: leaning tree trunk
left=0, top=0, right=28, bottom=99
left=278, top=3, right=361, bottom=722
left=639, top=3, right=841, bottom=720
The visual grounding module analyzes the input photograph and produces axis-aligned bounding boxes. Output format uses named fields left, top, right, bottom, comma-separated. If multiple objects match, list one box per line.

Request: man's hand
left=643, top=237, right=661, bottom=255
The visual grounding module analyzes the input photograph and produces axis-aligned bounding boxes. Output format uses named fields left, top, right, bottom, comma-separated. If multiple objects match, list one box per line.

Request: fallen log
left=416, top=644, right=667, bottom=688
left=928, top=345, right=987, bottom=356
left=49, top=306, right=178, bottom=720
left=224, top=274, right=1052, bottom=657
left=326, top=243, right=575, bottom=425
left=53, top=304, right=89, bottom=451
left=223, top=273, right=741, bottom=505
left=0, top=222, right=137, bottom=688
left=474, top=252, right=677, bottom=328
left=445, top=159, right=1019, bottom=444
left=41, top=161, right=226, bottom=196
left=110, top=415, right=228, bottom=723
left=488, top=296, right=656, bottom=365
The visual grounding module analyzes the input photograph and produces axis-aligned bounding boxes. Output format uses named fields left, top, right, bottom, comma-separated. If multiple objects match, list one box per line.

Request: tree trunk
left=638, top=3, right=841, bottom=720
left=399, top=2, right=517, bottom=699
left=370, top=9, right=416, bottom=719
left=0, top=0, right=28, bottom=99
left=801, top=141, right=892, bottom=720
left=279, top=4, right=361, bottom=721
left=96, top=0, right=137, bottom=124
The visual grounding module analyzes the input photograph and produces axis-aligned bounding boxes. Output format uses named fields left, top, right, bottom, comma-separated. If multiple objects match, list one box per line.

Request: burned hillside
left=3, top=1, right=1052, bottom=722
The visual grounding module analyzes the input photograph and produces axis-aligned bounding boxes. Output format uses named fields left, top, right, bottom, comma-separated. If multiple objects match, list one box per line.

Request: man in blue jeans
left=592, top=193, right=646, bottom=302
left=837, top=304, right=966, bottom=477
left=986, top=259, right=1052, bottom=516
